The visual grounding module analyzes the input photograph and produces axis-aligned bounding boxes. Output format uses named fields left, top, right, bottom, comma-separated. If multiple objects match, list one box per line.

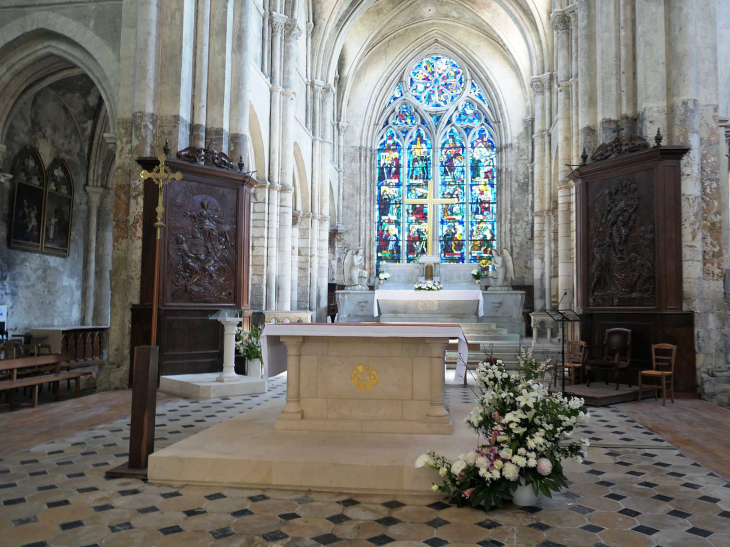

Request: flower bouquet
left=378, top=271, right=391, bottom=285
left=414, top=280, right=442, bottom=291
left=417, top=349, right=589, bottom=510
left=471, top=269, right=483, bottom=285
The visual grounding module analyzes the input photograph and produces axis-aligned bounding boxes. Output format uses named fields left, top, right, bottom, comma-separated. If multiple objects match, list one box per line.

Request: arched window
left=375, top=54, right=497, bottom=272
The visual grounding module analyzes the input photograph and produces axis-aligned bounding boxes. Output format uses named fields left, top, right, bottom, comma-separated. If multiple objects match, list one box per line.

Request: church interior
left=1, top=0, right=730, bottom=546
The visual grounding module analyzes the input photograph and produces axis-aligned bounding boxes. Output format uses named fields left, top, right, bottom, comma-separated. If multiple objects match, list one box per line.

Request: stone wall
left=0, top=74, right=112, bottom=333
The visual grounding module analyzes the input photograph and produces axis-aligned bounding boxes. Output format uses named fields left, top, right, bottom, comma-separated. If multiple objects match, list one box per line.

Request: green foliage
left=236, top=324, right=263, bottom=361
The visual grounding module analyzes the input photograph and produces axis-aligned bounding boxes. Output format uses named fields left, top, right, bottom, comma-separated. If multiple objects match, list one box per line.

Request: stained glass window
left=409, top=55, right=464, bottom=108
left=376, top=55, right=497, bottom=272
left=376, top=129, right=403, bottom=262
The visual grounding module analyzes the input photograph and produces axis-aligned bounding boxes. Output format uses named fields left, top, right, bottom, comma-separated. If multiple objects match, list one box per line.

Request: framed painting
left=42, top=159, right=74, bottom=256
left=9, top=149, right=45, bottom=252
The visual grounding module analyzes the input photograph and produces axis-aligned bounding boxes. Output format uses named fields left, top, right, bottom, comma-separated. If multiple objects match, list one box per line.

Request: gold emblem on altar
left=351, top=364, right=378, bottom=391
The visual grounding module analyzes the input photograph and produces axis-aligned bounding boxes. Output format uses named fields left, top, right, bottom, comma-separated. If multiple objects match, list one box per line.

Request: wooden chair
left=585, top=328, right=632, bottom=390
left=639, top=344, right=677, bottom=405
left=553, top=341, right=587, bottom=387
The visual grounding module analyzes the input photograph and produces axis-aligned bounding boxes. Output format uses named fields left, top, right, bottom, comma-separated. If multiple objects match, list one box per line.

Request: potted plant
left=471, top=268, right=483, bottom=286
left=237, top=324, right=263, bottom=377
left=416, top=348, right=589, bottom=510
left=378, top=271, right=391, bottom=285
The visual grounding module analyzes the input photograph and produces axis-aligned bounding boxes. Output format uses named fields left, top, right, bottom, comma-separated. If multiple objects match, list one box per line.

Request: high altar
left=336, top=259, right=525, bottom=337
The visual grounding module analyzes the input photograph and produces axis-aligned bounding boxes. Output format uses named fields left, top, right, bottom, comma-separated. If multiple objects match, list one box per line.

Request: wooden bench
left=446, top=341, right=483, bottom=386
left=0, top=353, right=92, bottom=410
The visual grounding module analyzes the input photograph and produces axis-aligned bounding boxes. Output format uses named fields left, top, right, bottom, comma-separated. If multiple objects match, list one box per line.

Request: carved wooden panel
left=586, top=171, right=656, bottom=308
left=163, top=181, right=238, bottom=306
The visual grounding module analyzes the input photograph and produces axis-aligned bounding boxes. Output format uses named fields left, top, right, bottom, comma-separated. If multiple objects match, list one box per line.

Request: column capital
left=102, top=132, right=117, bottom=151
left=306, top=21, right=314, bottom=36
left=550, top=9, right=570, bottom=32
left=336, top=121, right=349, bottom=133
left=557, top=182, right=574, bottom=191
left=285, top=19, right=302, bottom=41
left=280, top=184, right=295, bottom=194
left=530, top=76, right=545, bottom=94
left=322, top=83, right=334, bottom=100
left=292, top=210, right=303, bottom=225
left=85, top=185, right=107, bottom=205
left=539, top=72, right=553, bottom=89
left=271, top=12, right=288, bottom=35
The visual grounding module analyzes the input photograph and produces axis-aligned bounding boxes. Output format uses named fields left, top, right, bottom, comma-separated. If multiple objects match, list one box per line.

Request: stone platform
left=159, top=373, right=266, bottom=399
left=148, top=398, right=475, bottom=494
left=550, top=382, right=653, bottom=407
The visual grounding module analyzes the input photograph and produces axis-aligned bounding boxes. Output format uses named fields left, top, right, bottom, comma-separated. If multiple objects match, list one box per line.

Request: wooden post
left=129, top=346, right=158, bottom=469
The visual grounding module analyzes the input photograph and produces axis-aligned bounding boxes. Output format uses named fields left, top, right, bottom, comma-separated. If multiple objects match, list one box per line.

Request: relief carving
left=176, top=146, right=237, bottom=170
left=588, top=176, right=656, bottom=307
left=166, top=186, right=237, bottom=304
left=591, top=125, right=649, bottom=162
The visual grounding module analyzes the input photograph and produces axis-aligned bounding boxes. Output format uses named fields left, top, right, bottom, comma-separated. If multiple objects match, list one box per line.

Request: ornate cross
left=140, top=153, right=183, bottom=239
left=403, top=182, right=457, bottom=257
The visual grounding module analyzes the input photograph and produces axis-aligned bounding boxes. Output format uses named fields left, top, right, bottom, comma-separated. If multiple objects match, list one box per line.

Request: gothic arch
left=248, top=101, right=267, bottom=182
left=293, top=141, right=310, bottom=212
left=0, top=14, right=120, bottom=139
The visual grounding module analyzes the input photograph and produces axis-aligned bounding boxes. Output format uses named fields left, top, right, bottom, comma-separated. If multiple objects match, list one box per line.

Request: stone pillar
left=335, top=121, right=348, bottom=225
left=309, top=82, right=323, bottom=313
left=425, top=339, right=449, bottom=422
left=250, top=181, right=269, bottom=309
left=317, top=85, right=334, bottom=321
left=217, top=314, right=240, bottom=382
left=291, top=211, right=301, bottom=310
left=578, top=0, right=598, bottom=155
left=276, top=20, right=301, bottom=312
left=635, top=0, right=668, bottom=137
left=229, top=0, right=253, bottom=161
left=541, top=73, right=554, bottom=309
left=84, top=187, right=105, bottom=325
left=191, top=0, right=211, bottom=147
left=531, top=77, right=546, bottom=311
left=298, top=212, right=312, bottom=310
left=277, top=185, right=294, bottom=310
left=552, top=9, right=574, bottom=310
left=279, top=336, right=303, bottom=418
left=266, top=183, right=280, bottom=310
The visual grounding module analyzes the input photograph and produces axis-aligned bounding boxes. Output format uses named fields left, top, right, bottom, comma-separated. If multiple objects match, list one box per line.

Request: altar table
left=373, top=289, right=484, bottom=318
left=262, top=323, right=468, bottom=435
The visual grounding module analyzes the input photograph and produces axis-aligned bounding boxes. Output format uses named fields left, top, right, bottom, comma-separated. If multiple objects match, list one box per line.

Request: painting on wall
left=8, top=149, right=74, bottom=257
left=42, top=160, right=74, bottom=255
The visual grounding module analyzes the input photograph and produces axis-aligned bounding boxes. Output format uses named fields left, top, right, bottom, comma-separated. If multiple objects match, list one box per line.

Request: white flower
left=493, top=459, right=504, bottom=469
left=512, top=426, right=527, bottom=435
left=537, top=458, right=552, bottom=476
left=439, top=467, right=448, bottom=477
left=503, top=462, right=520, bottom=481
left=478, top=467, right=489, bottom=478
left=499, top=447, right=513, bottom=460
left=431, top=484, right=440, bottom=492
left=475, top=456, right=490, bottom=469
left=451, top=460, right=466, bottom=475
left=527, top=458, right=537, bottom=468
left=464, top=451, right=478, bottom=465
left=415, top=454, right=433, bottom=468
left=491, top=468, right=501, bottom=479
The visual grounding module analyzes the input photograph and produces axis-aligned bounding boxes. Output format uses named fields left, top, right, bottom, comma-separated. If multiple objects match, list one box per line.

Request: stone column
left=335, top=121, right=348, bottom=225
left=291, top=211, right=301, bottom=310
left=276, top=20, right=301, bottom=312
left=552, top=9, right=574, bottom=310
left=276, top=185, right=294, bottom=310
left=425, top=339, right=449, bottom=422
left=309, top=82, right=323, bottom=313
left=531, top=77, right=546, bottom=311
left=229, top=0, right=253, bottom=161
left=191, top=0, right=211, bottom=147
left=217, top=314, right=241, bottom=382
left=317, top=85, right=334, bottom=321
left=250, top=181, right=269, bottom=309
left=84, top=187, right=105, bottom=325
left=635, top=0, right=668, bottom=137
left=298, top=212, right=312, bottom=310
left=266, top=183, right=280, bottom=310
left=541, top=72, right=554, bottom=309
left=279, top=336, right=304, bottom=418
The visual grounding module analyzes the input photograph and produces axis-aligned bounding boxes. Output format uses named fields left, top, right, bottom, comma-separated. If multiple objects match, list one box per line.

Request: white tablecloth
left=373, top=289, right=484, bottom=317
left=261, top=323, right=469, bottom=381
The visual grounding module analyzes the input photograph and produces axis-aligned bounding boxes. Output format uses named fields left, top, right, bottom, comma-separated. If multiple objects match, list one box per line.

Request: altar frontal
left=263, top=323, right=468, bottom=435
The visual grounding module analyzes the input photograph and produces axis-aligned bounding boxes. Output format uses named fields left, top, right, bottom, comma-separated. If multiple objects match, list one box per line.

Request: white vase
left=512, top=479, right=539, bottom=507
left=379, top=279, right=384, bottom=285
left=475, top=279, right=481, bottom=285
left=246, top=358, right=262, bottom=378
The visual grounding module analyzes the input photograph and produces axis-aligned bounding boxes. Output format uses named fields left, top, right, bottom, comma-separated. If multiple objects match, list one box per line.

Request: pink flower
left=463, top=488, right=474, bottom=499
left=537, top=457, right=552, bottom=476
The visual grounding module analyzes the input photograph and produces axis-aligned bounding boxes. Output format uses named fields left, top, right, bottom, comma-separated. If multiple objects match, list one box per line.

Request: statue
left=487, top=248, right=515, bottom=290
left=343, top=248, right=369, bottom=291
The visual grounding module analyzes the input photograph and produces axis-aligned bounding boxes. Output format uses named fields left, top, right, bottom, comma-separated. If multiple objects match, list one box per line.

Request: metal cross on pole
left=139, top=150, right=183, bottom=347
left=403, top=184, right=457, bottom=257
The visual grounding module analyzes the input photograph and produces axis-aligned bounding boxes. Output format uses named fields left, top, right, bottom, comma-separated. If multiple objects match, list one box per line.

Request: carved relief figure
left=344, top=248, right=369, bottom=290
left=169, top=196, right=235, bottom=302
left=487, top=248, right=514, bottom=290
left=588, top=176, right=656, bottom=306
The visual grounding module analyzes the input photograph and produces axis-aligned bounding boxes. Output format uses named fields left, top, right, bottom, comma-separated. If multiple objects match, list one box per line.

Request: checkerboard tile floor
left=1, top=374, right=728, bottom=547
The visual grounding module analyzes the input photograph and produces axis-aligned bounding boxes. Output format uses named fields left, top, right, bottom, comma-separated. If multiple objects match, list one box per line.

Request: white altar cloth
left=373, top=289, right=484, bottom=317
left=261, top=323, right=469, bottom=380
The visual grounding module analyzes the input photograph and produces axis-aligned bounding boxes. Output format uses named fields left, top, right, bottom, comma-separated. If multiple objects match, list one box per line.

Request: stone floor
left=1, top=375, right=729, bottom=547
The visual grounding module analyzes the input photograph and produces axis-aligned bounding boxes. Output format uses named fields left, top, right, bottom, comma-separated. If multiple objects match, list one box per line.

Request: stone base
left=148, top=398, right=475, bottom=493
left=159, top=373, right=266, bottom=399
left=274, top=416, right=452, bottom=435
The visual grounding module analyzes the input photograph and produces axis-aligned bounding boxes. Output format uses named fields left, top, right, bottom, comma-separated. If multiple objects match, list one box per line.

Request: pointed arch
left=248, top=100, right=267, bottom=182
left=293, top=141, right=310, bottom=212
